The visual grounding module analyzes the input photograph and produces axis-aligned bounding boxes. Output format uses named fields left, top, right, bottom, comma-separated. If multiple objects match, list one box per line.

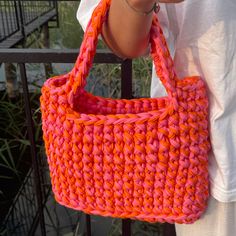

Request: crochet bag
left=40, top=0, right=210, bottom=224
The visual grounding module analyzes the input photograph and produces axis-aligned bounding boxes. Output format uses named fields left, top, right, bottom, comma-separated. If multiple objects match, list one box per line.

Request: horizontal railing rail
left=0, top=48, right=123, bottom=63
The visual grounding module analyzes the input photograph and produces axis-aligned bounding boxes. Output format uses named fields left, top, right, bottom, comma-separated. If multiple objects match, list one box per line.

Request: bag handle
left=67, top=0, right=179, bottom=109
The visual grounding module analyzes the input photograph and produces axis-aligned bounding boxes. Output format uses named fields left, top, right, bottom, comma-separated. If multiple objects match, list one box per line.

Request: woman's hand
left=102, top=0, right=185, bottom=58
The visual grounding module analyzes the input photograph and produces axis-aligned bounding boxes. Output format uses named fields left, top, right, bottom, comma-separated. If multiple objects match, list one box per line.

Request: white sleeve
left=76, top=0, right=100, bottom=31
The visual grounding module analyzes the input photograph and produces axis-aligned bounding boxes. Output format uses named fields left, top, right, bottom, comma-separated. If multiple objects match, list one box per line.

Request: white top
left=77, top=0, right=236, bottom=202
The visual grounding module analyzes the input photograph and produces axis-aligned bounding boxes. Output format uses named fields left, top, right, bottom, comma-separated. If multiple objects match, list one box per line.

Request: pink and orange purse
left=40, top=0, right=210, bottom=224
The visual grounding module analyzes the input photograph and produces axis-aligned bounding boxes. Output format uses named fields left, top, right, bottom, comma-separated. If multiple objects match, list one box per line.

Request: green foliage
left=50, top=1, right=84, bottom=49
left=85, top=56, right=152, bottom=99
left=86, top=63, right=121, bottom=98
left=49, top=1, right=108, bottom=49
left=0, top=94, right=26, bottom=179
left=0, top=91, right=41, bottom=191
left=133, top=56, right=152, bottom=97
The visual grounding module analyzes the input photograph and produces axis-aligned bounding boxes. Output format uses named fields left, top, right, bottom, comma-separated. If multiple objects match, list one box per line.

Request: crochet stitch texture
left=40, top=0, right=210, bottom=224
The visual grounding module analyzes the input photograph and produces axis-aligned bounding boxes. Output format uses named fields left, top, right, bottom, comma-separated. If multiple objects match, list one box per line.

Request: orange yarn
left=40, top=0, right=210, bottom=224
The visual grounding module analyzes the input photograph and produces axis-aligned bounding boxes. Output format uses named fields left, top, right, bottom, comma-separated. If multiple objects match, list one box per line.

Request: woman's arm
left=102, top=0, right=184, bottom=58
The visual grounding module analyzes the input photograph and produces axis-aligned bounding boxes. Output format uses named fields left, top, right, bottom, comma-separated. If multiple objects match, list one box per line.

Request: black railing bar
left=122, top=219, right=132, bottom=236
left=19, top=63, right=46, bottom=236
left=13, top=0, right=19, bottom=31
left=121, top=59, right=132, bottom=99
left=86, top=214, right=92, bottom=236
left=55, top=0, right=59, bottom=27
left=18, top=0, right=25, bottom=36
left=0, top=49, right=123, bottom=64
left=14, top=2, right=19, bottom=31
left=163, top=223, right=176, bottom=236
left=120, top=58, right=133, bottom=235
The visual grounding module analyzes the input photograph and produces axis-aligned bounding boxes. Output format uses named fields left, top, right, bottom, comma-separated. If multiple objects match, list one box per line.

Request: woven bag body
left=40, top=0, right=210, bottom=224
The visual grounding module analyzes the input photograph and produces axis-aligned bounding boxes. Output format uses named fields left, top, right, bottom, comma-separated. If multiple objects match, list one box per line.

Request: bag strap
left=67, top=0, right=179, bottom=109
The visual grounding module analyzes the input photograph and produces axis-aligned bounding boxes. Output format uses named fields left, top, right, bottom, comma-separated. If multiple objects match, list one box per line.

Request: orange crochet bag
left=40, top=0, right=210, bottom=224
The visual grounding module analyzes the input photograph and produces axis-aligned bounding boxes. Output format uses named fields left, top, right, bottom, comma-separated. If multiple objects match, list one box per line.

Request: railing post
left=13, top=0, right=20, bottom=32
left=41, top=23, right=53, bottom=77
left=19, top=63, right=46, bottom=236
left=54, top=0, right=59, bottom=28
left=163, top=223, right=176, bottom=236
left=121, top=58, right=132, bottom=236
left=86, top=214, right=92, bottom=236
left=122, top=219, right=132, bottom=236
left=121, top=59, right=132, bottom=99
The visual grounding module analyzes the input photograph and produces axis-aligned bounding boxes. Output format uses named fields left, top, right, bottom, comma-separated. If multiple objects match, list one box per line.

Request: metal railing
left=0, top=49, right=176, bottom=236
left=0, top=1, right=19, bottom=42
left=20, top=1, right=56, bottom=26
left=0, top=0, right=57, bottom=43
